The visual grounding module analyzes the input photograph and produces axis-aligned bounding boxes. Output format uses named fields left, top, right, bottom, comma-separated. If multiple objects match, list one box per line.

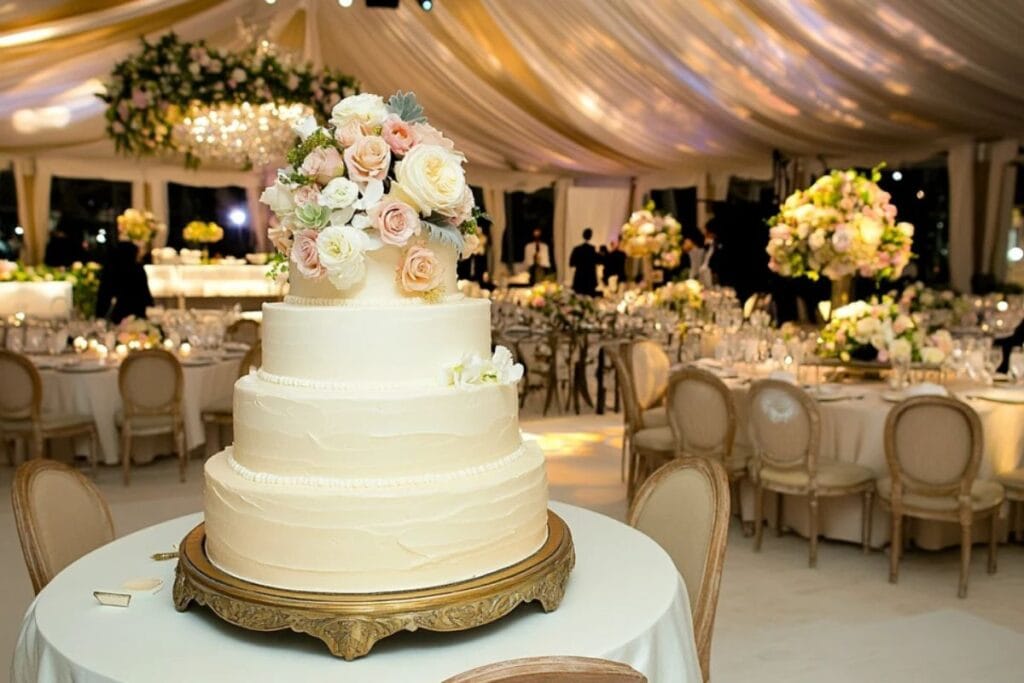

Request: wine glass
left=984, top=347, right=1003, bottom=385
left=1009, top=347, right=1024, bottom=385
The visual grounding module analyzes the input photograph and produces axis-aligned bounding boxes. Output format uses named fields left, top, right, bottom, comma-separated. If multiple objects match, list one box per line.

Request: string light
left=891, top=170, right=903, bottom=181
left=420, top=0, right=433, bottom=10
left=338, top=0, right=353, bottom=6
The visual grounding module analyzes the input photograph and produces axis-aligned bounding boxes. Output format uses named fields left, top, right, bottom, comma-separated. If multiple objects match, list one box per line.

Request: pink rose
left=381, top=114, right=419, bottom=156
left=344, top=135, right=391, bottom=182
left=292, top=185, right=321, bottom=206
left=334, top=119, right=372, bottom=147
left=268, top=223, right=293, bottom=254
left=399, top=245, right=443, bottom=293
left=300, top=147, right=343, bottom=185
left=369, top=199, right=421, bottom=247
left=411, top=122, right=455, bottom=150
left=291, top=230, right=325, bottom=279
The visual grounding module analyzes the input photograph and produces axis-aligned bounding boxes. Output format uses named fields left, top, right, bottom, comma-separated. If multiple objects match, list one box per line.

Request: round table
left=12, top=502, right=702, bottom=682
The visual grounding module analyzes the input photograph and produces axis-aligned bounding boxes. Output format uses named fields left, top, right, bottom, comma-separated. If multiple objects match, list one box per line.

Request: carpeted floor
left=2, top=411, right=1023, bottom=682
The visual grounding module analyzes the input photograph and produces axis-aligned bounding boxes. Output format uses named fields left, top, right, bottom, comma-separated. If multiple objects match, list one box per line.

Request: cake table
left=12, top=503, right=702, bottom=682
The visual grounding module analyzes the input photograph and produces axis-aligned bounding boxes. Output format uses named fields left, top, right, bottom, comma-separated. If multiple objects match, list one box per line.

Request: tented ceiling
left=2, top=0, right=1023, bottom=177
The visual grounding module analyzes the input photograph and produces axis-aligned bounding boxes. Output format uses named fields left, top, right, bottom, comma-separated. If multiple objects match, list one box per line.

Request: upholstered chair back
left=0, top=350, right=41, bottom=420
left=885, top=396, right=982, bottom=497
left=666, top=367, right=736, bottom=460
left=226, top=319, right=261, bottom=347
left=747, top=380, right=819, bottom=474
left=629, top=340, right=670, bottom=410
left=237, top=341, right=262, bottom=379
left=442, top=656, right=647, bottom=682
left=607, top=342, right=643, bottom=429
left=12, top=460, right=114, bottom=593
left=118, top=349, right=183, bottom=416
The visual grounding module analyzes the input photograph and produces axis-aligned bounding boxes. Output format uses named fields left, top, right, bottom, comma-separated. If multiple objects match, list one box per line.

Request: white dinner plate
left=881, top=391, right=905, bottom=403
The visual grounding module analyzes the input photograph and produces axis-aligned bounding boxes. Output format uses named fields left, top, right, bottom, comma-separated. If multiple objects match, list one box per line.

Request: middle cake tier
left=232, top=373, right=522, bottom=478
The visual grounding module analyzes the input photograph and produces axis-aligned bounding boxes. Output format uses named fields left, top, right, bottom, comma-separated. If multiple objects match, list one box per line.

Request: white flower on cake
left=444, top=346, right=524, bottom=387
left=259, top=91, right=482, bottom=299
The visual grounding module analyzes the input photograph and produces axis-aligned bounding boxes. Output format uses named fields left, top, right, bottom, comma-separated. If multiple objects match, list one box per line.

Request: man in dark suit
left=603, top=239, right=627, bottom=286
left=569, top=228, right=599, bottom=296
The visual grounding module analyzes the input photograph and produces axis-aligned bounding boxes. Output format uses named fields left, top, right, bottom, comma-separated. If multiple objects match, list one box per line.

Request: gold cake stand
left=173, top=510, right=574, bottom=660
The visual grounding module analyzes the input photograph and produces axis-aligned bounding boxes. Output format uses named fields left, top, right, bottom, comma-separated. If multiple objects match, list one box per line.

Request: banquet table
left=33, top=355, right=241, bottom=465
left=11, top=502, right=702, bottom=683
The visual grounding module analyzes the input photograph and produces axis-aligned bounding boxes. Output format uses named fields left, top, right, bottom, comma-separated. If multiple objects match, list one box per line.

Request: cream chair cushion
left=114, top=411, right=176, bottom=433
left=630, top=341, right=670, bottom=410
left=759, top=459, right=873, bottom=489
left=633, top=426, right=675, bottom=453
left=1, top=413, right=93, bottom=431
left=642, top=408, right=668, bottom=428
left=877, top=477, right=1005, bottom=512
left=996, top=469, right=1024, bottom=496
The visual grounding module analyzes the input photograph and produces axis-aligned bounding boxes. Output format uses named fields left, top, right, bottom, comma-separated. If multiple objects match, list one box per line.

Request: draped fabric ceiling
left=1, top=0, right=1023, bottom=276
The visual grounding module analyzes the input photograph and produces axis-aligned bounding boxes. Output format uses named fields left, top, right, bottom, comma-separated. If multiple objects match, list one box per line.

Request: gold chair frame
left=442, top=656, right=646, bottom=683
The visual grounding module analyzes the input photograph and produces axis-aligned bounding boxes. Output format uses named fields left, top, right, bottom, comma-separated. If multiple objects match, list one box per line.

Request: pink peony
left=381, top=114, right=419, bottom=156
left=300, top=147, right=343, bottom=185
left=291, top=230, right=325, bottom=279
left=411, top=122, right=455, bottom=150
left=292, top=185, right=321, bottom=206
left=344, top=135, right=391, bottom=182
left=399, top=244, right=443, bottom=293
left=369, top=199, right=421, bottom=247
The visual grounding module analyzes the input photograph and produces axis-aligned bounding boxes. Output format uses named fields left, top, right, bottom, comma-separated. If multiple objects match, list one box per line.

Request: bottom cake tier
left=203, top=441, right=550, bottom=593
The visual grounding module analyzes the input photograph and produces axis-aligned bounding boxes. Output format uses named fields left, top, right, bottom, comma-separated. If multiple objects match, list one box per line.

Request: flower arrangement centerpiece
left=116, top=316, right=163, bottom=349
left=896, top=281, right=956, bottom=313
left=620, top=202, right=684, bottom=279
left=182, top=221, right=225, bottom=245
left=522, top=281, right=598, bottom=332
left=0, top=261, right=103, bottom=318
left=259, top=91, right=481, bottom=301
left=818, top=295, right=951, bottom=364
left=100, top=32, right=358, bottom=169
left=767, top=166, right=914, bottom=308
left=117, top=208, right=165, bottom=252
left=651, top=279, right=704, bottom=314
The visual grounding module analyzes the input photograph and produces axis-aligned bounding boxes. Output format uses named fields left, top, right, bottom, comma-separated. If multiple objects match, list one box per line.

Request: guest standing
left=523, top=228, right=552, bottom=284
left=603, top=240, right=627, bottom=286
left=569, top=228, right=599, bottom=296
left=95, top=241, right=154, bottom=323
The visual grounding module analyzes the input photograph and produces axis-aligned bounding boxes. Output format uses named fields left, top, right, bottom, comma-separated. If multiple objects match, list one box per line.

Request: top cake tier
left=286, top=244, right=458, bottom=306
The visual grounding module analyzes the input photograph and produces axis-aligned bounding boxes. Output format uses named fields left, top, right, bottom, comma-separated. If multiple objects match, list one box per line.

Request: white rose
left=491, top=345, right=524, bottom=384
left=897, top=221, right=914, bottom=238
left=855, top=317, right=880, bottom=339
left=330, top=93, right=388, bottom=130
left=889, top=338, right=912, bottom=361
left=259, top=181, right=294, bottom=215
left=316, top=225, right=371, bottom=290
left=920, top=346, right=945, bottom=364
left=859, top=218, right=883, bottom=246
left=391, top=144, right=467, bottom=216
left=292, top=115, right=319, bottom=141
left=318, top=177, right=359, bottom=210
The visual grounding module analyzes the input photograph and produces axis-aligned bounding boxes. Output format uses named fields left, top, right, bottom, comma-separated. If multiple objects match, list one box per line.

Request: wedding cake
left=202, top=92, right=550, bottom=593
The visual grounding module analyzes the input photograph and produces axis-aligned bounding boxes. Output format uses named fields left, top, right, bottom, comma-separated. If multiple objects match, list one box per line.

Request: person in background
left=43, top=224, right=83, bottom=267
left=681, top=227, right=705, bottom=278
left=569, top=227, right=599, bottom=296
left=697, top=222, right=721, bottom=287
left=95, top=241, right=154, bottom=323
left=523, top=227, right=552, bottom=284
left=603, top=239, right=627, bottom=285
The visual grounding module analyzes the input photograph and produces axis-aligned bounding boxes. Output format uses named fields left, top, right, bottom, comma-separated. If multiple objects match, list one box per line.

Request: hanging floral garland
left=99, top=32, right=359, bottom=169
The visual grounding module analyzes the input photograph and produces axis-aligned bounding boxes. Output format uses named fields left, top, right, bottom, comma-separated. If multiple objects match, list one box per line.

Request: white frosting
left=204, top=442, right=549, bottom=593
left=260, top=298, right=491, bottom=385
left=231, top=373, right=523, bottom=478
left=287, top=243, right=458, bottom=305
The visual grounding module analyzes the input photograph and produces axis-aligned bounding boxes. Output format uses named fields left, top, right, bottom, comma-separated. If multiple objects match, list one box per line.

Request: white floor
left=3, top=412, right=1023, bottom=682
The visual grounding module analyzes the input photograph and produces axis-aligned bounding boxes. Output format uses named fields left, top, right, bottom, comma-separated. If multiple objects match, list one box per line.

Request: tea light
left=179, top=342, right=192, bottom=358
left=88, top=338, right=98, bottom=350
left=115, top=344, right=128, bottom=359
left=73, top=336, right=88, bottom=353
left=128, top=340, right=141, bottom=351
left=14, top=312, right=25, bottom=324
left=162, top=339, right=175, bottom=351
left=96, top=344, right=109, bottom=360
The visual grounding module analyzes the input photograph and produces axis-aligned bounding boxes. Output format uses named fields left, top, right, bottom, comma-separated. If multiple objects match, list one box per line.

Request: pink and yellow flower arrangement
left=620, top=203, right=683, bottom=270
left=767, top=166, right=913, bottom=281
left=116, top=316, right=163, bottom=348
left=818, top=295, right=949, bottom=364
left=260, top=91, right=480, bottom=300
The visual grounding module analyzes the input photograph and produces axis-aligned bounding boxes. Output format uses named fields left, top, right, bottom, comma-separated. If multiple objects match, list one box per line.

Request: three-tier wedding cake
left=202, top=92, right=550, bottom=593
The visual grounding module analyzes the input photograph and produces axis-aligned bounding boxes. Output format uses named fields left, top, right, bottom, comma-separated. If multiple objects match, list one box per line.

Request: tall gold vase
left=830, top=275, right=853, bottom=313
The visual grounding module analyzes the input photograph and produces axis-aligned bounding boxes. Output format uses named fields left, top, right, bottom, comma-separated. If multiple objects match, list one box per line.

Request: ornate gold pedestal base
left=173, top=510, right=574, bottom=660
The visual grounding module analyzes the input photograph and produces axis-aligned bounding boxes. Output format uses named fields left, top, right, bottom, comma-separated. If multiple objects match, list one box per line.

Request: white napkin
left=904, top=382, right=948, bottom=397
left=768, top=370, right=798, bottom=385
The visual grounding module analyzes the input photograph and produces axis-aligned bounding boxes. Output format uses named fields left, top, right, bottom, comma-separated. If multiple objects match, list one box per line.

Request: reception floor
left=2, top=413, right=1023, bottom=682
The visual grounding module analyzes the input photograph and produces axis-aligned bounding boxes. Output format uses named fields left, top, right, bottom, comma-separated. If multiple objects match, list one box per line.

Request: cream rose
left=369, top=199, right=421, bottom=247
left=330, top=93, right=388, bottom=130
left=344, top=135, right=391, bottom=183
left=300, top=147, right=344, bottom=185
left=316, top=225, right=371, bottom=290
left=291, top=229, right=325, bottom=280
left=259, top=181, right=294, bottom=215
left=392, top=144, right=468, bottom=216
left=399, top=244, right=443, bottom=293
left=318, top=177, right=359, bottom=210
left=334, top=119, right=371, bottom=147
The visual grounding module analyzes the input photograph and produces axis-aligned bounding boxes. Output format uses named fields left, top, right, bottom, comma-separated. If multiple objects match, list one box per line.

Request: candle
left=115, top=344, right=128, bottom=359
left=96, top=344, right=109, bottom=360
left=73, top=336, right=88, bottom=353
left=179, top=342, right=192, bottom=357
left=87, top=338, right=98, bottom=350
left=163, top=339, right=175, bottom=351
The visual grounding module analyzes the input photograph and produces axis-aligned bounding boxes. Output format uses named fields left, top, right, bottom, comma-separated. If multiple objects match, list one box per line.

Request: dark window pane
left=649, top=187, right=698, bottom=240
left=48, top=176, right=132, bottom=265
left=166, top=183, right=252, bottom=257
left=0, top=167, right=19, bottom=260
left=503, top=186, right=554, bottom=266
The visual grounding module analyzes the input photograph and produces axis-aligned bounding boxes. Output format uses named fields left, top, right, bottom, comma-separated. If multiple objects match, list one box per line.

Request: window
left=0, top=166, right=19, bottom=260
left=167, top=183, right=251, bottom=257
left=649, top=187, right=698, bottom=238
left=48, top=176, right=132, bottom=265
left=503, top=186, right=554, bottom=268
left=874, top=162, right=949, bottom=286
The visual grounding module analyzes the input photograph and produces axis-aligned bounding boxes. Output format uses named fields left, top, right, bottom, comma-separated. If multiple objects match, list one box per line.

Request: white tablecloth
left=145, top=264, right=283, bottom=299
left=728, top=379, right=1024, bottom=549
left=12, top=502, right=701, bottom=682
left=37, top=358, right=239, bottom=465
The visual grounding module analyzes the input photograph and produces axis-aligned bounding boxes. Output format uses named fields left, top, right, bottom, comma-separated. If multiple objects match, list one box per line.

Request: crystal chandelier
left=175, top=100, right=312, bottom=169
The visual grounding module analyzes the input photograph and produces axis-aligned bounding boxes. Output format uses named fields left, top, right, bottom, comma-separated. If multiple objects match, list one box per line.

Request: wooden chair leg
left=177, top=422, right=187, bottom=483
left=808, top=493, right=819, bottom=568
left=121, top=428, right=132, bottom=486
left=988, top=512, right=999, bottom=575
left=775, top=492, right=785, bottom=537
left=31, top=432, right=44, bottom=460
left=88, top=426, right=99, bottom=471
left=959, top=521, right=972, bottom=599
left=889, top=511, right=902, bottom=584
left=753, top=484, right=765, bottom=551
left=620, top=431, right=629, bottom=483
left=862, top=490, right=874, bottom=553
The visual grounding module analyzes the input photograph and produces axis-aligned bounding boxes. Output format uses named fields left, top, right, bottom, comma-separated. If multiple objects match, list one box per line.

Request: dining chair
left=996, top=468, right=1024, bottom=542
left=116, top=349, right=186, bottom=485
left=0, top=350, right=99, bottom=467
left=629, top=339, right=670, bottom=428
left=442, top=656, right=646, bottom=682
left=11, top=459, right=115, bottom=594
left=747, top=379, right=875, bottom=567
left=665, top=367, right=750, bottom=529
left=628, top=457, right=730, bottom=683
left=201, top=342, right=261, bottom=452
left=607, top=342, right=674, bottom=501
left=225, top=318, right=261, bottom=347
left=879, top=396, right=1004, bottom=597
